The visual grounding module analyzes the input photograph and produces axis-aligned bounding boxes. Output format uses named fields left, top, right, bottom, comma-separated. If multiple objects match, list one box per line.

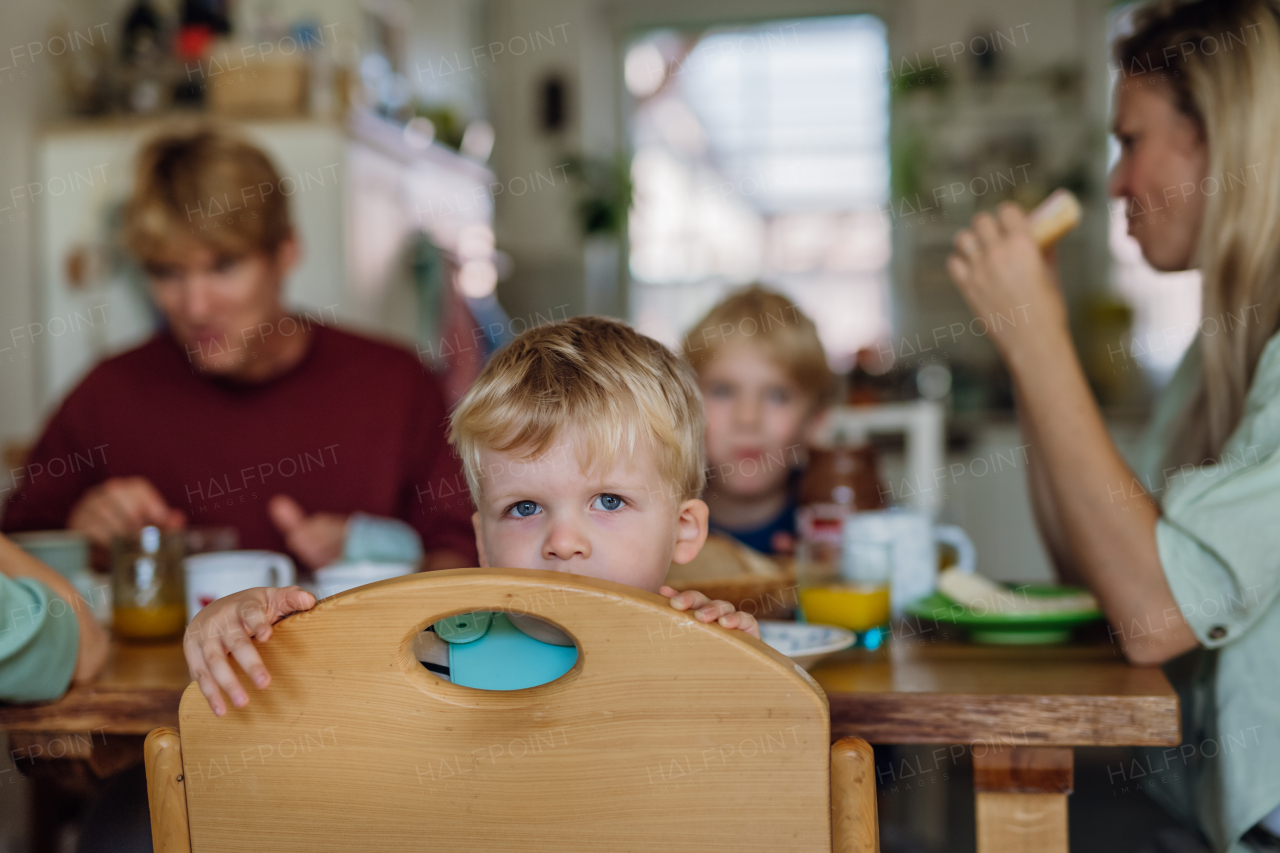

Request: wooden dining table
left=812, top=631, right=1180, bottom=853
left=0, top=626, right=1179, bottom=853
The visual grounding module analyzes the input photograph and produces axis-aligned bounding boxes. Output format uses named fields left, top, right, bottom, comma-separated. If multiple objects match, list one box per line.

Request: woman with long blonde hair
left=946, top=1, right=1280, bottom=850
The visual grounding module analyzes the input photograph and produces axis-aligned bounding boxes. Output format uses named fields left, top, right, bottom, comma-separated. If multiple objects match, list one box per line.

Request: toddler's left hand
left=659, top=586, right=760, bottom=639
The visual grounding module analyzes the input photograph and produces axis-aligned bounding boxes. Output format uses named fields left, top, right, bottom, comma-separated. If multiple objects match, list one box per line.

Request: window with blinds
left=626, top=15, right=892, bottom=368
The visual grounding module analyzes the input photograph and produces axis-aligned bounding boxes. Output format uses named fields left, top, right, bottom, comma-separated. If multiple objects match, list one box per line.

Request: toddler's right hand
left=183, top=586, right=315, bottom=717
left=659, top=586, right=761, bottom=639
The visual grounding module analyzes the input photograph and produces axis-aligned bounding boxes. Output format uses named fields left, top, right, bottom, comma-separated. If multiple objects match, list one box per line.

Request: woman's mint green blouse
left=1129, top=332, right=1280, bottom=853
left=0, top=575, right=79, bottom=703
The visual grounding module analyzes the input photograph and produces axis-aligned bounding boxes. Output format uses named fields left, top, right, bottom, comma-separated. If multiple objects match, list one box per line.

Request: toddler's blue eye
left=509, top=500, right=540, bottom=517
left=593, top=494, right=624, bottom=511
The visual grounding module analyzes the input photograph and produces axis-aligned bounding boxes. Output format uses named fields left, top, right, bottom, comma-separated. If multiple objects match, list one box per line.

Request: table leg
left=972, top=746, right=1073, bottom=853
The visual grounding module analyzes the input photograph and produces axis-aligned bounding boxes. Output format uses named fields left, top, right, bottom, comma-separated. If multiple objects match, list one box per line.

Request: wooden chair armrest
left=831, top=737, right=878, bottom=853
left=144, top=727, right=192, bottom=853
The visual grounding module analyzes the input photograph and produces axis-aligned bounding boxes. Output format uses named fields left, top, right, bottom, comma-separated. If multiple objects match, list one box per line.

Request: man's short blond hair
left=449, top=316, right=707, bottom=503
left=682, top=285, right=834, bottom=407
left=123, top=125, right=293, bottom=266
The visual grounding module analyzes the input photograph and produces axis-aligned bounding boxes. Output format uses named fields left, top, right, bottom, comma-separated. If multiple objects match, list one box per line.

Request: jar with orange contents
left=111, top=526, right=187, bottom=640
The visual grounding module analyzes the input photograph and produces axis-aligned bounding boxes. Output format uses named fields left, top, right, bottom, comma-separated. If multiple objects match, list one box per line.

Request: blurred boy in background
left=682, top=287, right=834, bottom=555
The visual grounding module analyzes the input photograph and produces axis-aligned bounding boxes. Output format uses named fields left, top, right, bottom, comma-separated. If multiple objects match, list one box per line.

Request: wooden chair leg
left=144, top=727, right=192, bottom=853
left=831, top=737, right=879, bottom=853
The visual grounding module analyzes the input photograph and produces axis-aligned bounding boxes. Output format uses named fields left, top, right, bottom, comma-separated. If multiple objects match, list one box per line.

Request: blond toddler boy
left=185, top=317, right=759, bottom=714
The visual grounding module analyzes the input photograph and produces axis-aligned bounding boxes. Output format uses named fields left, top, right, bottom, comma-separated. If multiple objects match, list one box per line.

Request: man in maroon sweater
left=2, top=127, right=476, bottom=572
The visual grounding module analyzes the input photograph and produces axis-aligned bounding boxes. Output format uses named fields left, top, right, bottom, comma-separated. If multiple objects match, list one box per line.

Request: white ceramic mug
left=842, top=510, right=975, bottom=616
left=184, top=551, right=296, bottom=621
left=314, top=561, right=415, bottom=599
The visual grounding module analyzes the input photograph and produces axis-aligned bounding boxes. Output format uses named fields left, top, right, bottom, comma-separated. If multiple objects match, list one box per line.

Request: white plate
left=759, top=620, right=855, bottom=670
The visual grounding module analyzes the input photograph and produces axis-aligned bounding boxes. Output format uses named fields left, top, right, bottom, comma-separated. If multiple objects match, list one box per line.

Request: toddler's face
left=700, top=342, right=817, bottom=500
left=470, top=430, right=707, bottom=592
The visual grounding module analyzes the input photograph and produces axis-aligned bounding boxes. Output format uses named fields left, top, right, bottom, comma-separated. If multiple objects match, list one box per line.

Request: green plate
left=904, top=586, right=1104, bottom=645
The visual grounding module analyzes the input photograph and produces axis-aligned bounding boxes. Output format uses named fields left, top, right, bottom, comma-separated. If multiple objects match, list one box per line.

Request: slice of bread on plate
left=664, top=534, right=796, bottom=618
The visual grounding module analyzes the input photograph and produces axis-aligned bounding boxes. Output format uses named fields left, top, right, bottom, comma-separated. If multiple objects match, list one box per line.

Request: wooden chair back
left=145, top=568, right=877, bottom=852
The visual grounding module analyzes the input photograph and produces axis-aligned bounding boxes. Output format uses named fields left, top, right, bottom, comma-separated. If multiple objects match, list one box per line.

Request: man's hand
left=183, top=586, right=316, bottom=716
left=68, top=477, right=186, bottom=548
left=659, top=585, right=760, bottom=638
left=268, top=495, right=346, bottom=570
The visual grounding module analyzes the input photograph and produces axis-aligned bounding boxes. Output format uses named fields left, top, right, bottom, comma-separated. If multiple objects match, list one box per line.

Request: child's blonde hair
left=450, top=316, right=707, bottom=503
left=682, top=285, right=834, bottom=407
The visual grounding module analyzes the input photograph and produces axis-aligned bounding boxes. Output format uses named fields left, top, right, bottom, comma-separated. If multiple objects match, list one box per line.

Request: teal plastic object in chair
left=437, top=611, right=579, bottom=690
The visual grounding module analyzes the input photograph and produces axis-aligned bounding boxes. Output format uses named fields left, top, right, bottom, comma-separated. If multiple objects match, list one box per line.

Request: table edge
left=0, top=686, right=184, bottom=735
left=828, top=692, right=1181, bottom=746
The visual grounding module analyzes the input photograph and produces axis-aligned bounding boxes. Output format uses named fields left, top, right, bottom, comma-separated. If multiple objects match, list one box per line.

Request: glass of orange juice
left=795, top=524, right=891, bottom=649
left=112, top=526, right=187, bottom=641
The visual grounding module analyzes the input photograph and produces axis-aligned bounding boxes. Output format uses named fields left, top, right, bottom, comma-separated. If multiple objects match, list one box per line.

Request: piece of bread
left=664, top=534, right=795, bottom=617
left=937, top=567, right=1097, bottom=614
left=1027, top=188, right=1082, bottom=248
left=666, top=533, right=781, bottom=584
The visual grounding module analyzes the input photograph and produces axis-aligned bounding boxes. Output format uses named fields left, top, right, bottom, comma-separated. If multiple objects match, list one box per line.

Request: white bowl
left=759, top=620, right=856, bottom=670
left=314, top=562, right=416, bottom=598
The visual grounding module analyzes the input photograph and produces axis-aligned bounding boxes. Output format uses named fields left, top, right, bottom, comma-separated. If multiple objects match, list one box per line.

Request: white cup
left=314, top=561, right=416, bottom=599
left=184, top=551, right=296, bottom=621
left=842, top=510, right=975, bottom=616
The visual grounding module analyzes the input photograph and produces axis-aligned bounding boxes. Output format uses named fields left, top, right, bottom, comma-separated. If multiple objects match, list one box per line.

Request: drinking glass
left=794, top=506, right=891, bottom=649
left=112, top=526, right=187, bottom=640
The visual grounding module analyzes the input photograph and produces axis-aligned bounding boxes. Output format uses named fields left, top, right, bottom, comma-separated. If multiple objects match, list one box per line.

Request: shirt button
left=1208, top=625, right=1227, bottom=640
